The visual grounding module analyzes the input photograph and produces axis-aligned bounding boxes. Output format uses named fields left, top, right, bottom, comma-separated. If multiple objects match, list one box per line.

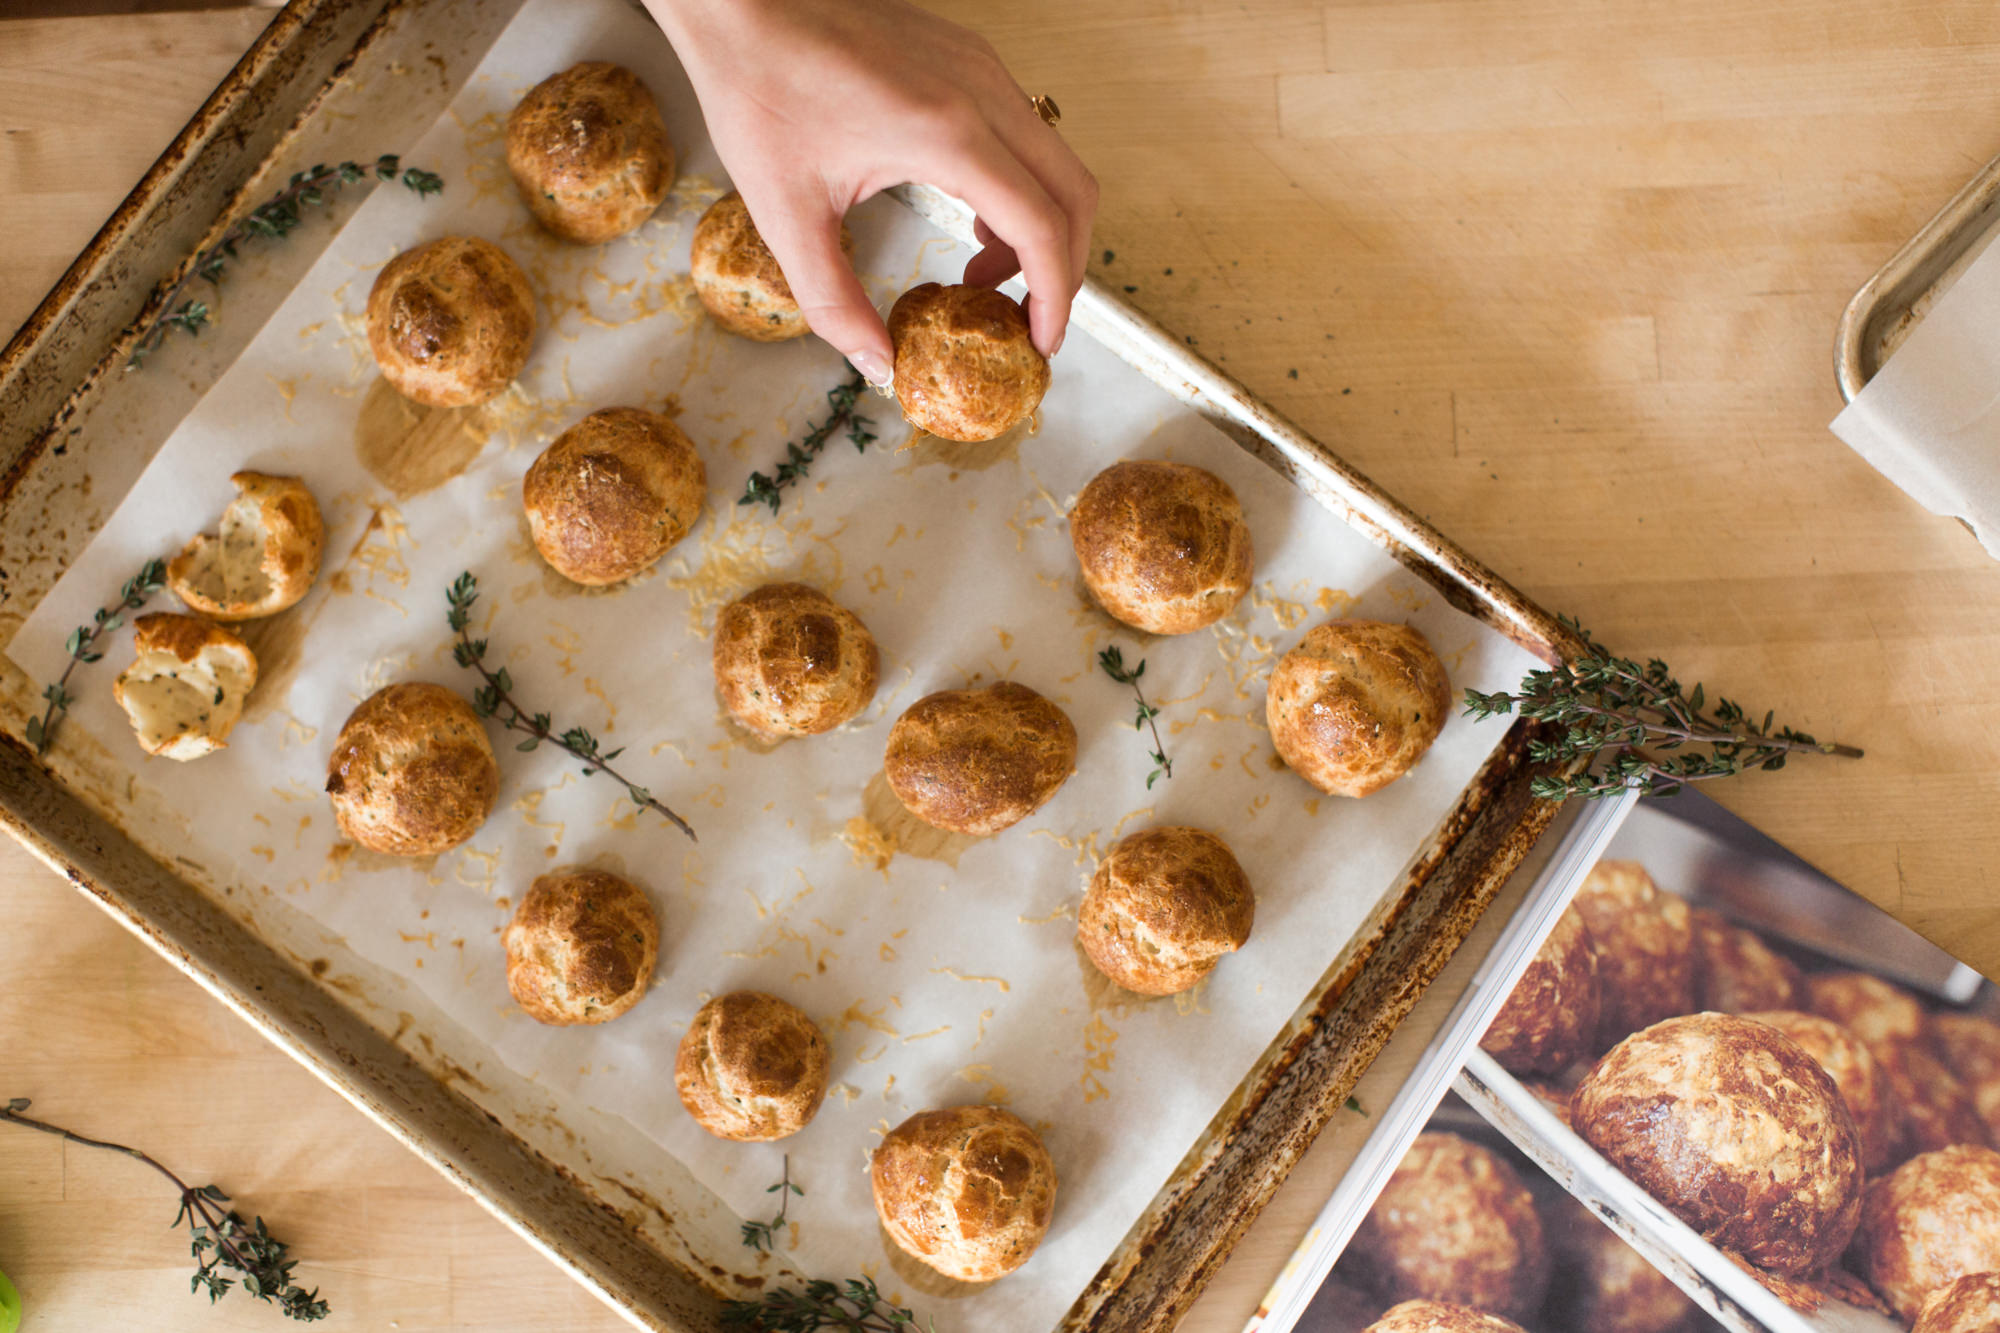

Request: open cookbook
left=1251, top=788, right=1993, bottom=1333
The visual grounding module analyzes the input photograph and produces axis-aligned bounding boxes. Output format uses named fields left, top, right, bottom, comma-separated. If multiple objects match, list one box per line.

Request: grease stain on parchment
left=846, top=771, right=979, bottom=870
left=354, top=377, right=493, bottom=497
left=894, top=421, right=1023, bottom=475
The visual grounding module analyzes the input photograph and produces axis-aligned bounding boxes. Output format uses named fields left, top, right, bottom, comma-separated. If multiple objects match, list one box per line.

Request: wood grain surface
left=3, top=2, right=1998, bottom=1329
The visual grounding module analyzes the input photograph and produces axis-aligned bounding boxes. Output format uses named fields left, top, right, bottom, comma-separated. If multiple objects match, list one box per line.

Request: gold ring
left=1030, top=93, right=1061, bottom=127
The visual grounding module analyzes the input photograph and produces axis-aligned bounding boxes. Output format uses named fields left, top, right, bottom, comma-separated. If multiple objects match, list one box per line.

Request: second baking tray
left=1249, top=787, right=1986, bottom=1333
left=1458, top=793, right=1983, bottom=1333
left=0, top=0, right=1574, bottom=1329
left=1837, top=147, right=2000, bottom=401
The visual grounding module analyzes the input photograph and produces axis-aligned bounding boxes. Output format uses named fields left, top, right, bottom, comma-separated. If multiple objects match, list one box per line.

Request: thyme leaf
left=1098, top=645, right=1172, bottom=788
left=26, top=558, right=166, bottom=755
left=740, top=1155, right=803, bottom=1252
left=739, top=371, right=876, bottom=513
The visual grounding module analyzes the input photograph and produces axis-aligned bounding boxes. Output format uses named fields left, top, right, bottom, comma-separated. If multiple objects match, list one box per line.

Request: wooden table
left=3, top=3, right=1997, bottom=1328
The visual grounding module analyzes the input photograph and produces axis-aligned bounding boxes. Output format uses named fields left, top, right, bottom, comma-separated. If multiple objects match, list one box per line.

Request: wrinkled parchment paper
left=9, top=0, right=1541, bottom=1323
left=1832, top=231, right=2000, bottom=562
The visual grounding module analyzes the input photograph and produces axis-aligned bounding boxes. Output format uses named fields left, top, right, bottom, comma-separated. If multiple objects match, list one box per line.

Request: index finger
left=922, top=132, right=1075, bottom=357
left=737, top=185, right=894, bottom=385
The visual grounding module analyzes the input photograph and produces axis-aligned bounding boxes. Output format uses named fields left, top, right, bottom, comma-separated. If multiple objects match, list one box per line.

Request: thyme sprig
left=740, top=1155, right=803, bottom=1252
left=739, top=371, right=876, bottom=513
left=127, top=155, right=443, bottom=370
left=446, top=573, right=695, bottom=840
left=1098, top=646, right=1172, bottom=788
left=1463, top=616, right=1863, bottom=800
left=25, top=557, right=166, bottom=755
left=721, top=1277, right=934, bottom=1333
left=0, top=1098, right=327, bottom=1321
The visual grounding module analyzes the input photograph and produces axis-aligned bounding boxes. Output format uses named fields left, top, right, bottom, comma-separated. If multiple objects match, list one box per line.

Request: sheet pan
left=0, top=1, right=1575, bottom=1328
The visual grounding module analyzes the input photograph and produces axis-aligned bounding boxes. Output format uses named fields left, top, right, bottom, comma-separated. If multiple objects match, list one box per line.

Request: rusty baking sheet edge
left=0, top=0, right=405, bottom=507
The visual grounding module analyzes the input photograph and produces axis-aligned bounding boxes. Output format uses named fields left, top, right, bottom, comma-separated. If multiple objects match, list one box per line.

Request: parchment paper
left=1832, top=232, right=2000, bottom=562
left=8, top=0, right=1542, bottom=1324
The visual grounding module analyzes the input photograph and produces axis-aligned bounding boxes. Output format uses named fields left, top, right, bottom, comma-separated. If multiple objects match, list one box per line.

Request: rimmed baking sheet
left=1, top=0, right=1547, bottom=1328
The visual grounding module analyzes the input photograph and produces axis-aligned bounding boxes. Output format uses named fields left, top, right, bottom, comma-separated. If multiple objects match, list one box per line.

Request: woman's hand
left=645, top=0, right=1098, bottom=384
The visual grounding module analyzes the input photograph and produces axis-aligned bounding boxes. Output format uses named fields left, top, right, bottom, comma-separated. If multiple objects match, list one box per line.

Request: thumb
left=745, top=191, right=892, bottom=386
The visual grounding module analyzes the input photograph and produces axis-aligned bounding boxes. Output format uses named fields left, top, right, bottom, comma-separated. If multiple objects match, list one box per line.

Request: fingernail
left=1050, top=326, right=1066, bottom=358
left=848, top=348, right=894, bottom=388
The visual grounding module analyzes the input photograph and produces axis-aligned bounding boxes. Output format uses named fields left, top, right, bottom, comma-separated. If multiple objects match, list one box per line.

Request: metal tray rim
left=1835, top=147, right=2000, bottom=403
